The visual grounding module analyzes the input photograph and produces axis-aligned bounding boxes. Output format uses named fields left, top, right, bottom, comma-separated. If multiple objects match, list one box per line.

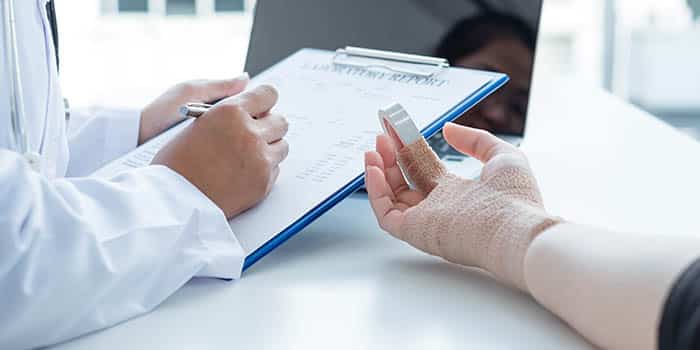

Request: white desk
left=52, top=77, right=700, bottom=350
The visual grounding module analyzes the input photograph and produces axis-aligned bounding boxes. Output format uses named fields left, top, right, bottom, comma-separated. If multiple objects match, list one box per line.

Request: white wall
left=536, top=0, right=607, bottom=86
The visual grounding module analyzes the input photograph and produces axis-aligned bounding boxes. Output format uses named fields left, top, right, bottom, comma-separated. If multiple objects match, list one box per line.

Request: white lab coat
left=0, top=1, right=244, bottom=349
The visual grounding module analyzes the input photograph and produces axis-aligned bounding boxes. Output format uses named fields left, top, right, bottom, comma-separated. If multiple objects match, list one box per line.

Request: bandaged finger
left=378, top=103, right=446, bottom=195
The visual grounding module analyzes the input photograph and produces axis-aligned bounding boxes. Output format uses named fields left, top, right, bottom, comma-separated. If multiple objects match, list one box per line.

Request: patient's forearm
left=524, top=223, right=700, bottom=350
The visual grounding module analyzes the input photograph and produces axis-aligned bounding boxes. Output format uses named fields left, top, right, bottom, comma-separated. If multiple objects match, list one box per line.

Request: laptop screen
left=245, top=0, right=543, bottom=137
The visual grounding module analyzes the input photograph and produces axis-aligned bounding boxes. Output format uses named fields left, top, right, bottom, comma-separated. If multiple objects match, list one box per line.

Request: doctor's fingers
left=264, top=166, right=281, bottom=196
left=225, top=84, right=279, bottom=118
left=254, top=113, right=289, bottom=143
left=265, top=140, right=290, bottom=167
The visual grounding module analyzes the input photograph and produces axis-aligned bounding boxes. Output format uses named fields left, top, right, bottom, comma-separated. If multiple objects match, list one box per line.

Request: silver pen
left=179, top=102, right=212, bottom=118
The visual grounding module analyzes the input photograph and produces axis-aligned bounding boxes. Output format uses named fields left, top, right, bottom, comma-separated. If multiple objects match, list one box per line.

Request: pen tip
left=178, top=105, right=189, bottom=117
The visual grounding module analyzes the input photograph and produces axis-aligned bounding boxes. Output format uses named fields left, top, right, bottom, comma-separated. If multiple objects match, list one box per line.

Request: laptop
left=245, top=0, right=543, bottom=177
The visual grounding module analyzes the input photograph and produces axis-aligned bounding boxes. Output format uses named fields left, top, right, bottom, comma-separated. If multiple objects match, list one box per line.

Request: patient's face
left=454, top=38, right=533, bottom=135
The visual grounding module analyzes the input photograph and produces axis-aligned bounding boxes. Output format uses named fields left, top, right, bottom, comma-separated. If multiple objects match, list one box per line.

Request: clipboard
left=93, top=47, right=508, bottom=276
left=241, top=47, right=509, bottom=271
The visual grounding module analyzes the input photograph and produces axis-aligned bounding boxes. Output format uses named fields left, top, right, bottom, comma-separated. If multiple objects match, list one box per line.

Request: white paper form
left=92, top=120, right=193, bottom=177
left=93, top=48, right=498, bottom=260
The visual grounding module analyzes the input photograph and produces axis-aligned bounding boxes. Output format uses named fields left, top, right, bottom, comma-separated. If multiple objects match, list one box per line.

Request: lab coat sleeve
left=65, top=107, right=141, bottom=177
left=0, top=150, right=244, bottom=350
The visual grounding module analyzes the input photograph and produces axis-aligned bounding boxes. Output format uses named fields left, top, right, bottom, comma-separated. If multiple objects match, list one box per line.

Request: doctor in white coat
left=0, top=1, right=289, bottom=349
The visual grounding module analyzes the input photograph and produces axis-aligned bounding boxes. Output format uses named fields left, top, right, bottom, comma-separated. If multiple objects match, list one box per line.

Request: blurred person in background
left=436, top=13, right=537, bottom=135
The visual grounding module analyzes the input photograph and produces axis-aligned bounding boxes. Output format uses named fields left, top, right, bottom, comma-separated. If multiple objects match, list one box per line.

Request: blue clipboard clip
left=332, top=46, right=450, bottom=78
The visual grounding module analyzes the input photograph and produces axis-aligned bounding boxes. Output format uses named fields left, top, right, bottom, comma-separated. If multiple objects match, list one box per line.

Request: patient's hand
left=364, top=123, right=560, bottom=290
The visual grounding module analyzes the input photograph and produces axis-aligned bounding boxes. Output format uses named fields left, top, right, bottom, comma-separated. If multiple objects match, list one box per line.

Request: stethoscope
left=2, top=0, right=61, bottom=173
left=1, top=0, right=40, bottom=171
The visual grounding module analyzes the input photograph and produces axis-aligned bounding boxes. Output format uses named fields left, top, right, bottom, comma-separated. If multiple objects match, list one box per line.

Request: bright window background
left=57, top=0, right=700, bottom=138
left=57, top=0, right=255, bottom=109
left=612, top=0, right=700, bottom=138
left=537, top=0, right=700, bottom=138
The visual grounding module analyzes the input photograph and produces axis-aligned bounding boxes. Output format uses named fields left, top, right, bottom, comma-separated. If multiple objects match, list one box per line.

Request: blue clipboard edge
left=242, top=54, right=509, bottom=272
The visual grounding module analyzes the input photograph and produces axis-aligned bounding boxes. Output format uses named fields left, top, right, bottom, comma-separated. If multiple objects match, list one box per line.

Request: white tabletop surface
left=52, top=76, right=700, bottom=350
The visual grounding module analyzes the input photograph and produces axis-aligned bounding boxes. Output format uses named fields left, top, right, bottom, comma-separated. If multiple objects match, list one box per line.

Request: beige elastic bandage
left=397, top=138, right=447, bottom=195
left=395, top=138, right=560, bottom=291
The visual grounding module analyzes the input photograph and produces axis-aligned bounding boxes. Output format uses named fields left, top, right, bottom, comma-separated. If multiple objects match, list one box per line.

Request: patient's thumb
left=395, top=137, right=447, bottom=195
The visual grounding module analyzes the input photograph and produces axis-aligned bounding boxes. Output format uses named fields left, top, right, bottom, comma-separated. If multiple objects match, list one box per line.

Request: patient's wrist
left=485, top=202, right=561, bottom=291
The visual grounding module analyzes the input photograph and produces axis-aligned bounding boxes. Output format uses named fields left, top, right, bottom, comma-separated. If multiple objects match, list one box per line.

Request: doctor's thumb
left=196, top=73, right=250, bottom=103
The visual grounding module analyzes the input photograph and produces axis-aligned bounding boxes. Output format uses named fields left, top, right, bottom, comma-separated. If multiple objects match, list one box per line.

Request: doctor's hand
left=364, top=123, right=560, bottom=290
left=139, top=74, right=250, bottom=145
left=152, top=85, right=289, bottom=219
